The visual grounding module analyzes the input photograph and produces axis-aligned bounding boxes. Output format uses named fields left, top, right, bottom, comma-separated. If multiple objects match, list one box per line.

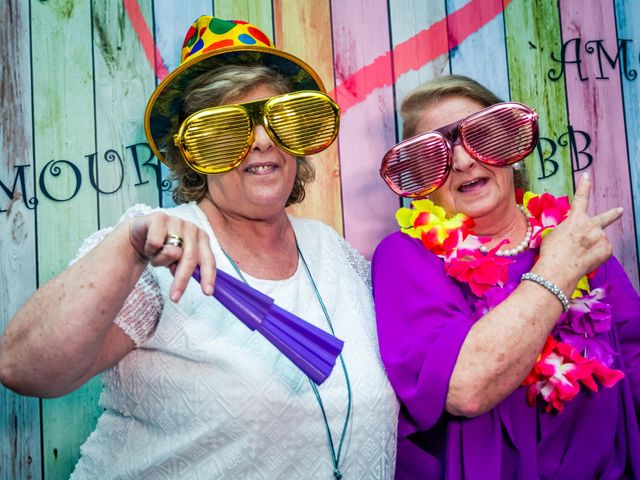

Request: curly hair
left=400, top=75, right=529, bottom=190
left=160, top=64, right=315, bottom=206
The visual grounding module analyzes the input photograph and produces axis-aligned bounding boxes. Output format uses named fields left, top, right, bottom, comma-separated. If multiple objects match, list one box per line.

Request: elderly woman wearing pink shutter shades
left=374, top=75, right=640, bottom=479
left=0, top=16, right=398, bottom=479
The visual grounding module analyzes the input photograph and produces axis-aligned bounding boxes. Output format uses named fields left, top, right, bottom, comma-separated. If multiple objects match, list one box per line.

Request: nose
left=451, top=144, right=477, bottom=172
left=250, top=125, right=275, bottom=152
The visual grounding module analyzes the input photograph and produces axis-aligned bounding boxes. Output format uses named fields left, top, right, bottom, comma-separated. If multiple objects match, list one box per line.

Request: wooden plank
left=389, top=1, right=450, bottom=210
left=389, top=0, right=450, bottom=141
left=504, top=0, right=574, bottom=197
left=614, top=0, right=640, bottom=282
left=93, top=0, right=159, bottom=228
left=559, top=0, right=639, bottom=288
left=153, top=0, right=214, bottom=208
left=30, top=1, right=102, bottom=478
left=273, top=0, right=344, bottom=235
left=446, top=0, right=510, bottom=100
left=326, top=0, right=397, bottom=257
left=0, top=0, right=42, bottom=478
left=214, top=0, right=273, bottom=37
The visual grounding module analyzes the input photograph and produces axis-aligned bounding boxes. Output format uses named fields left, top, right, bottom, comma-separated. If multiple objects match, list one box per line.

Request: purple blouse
left=372, top=231, right=640, bottom=479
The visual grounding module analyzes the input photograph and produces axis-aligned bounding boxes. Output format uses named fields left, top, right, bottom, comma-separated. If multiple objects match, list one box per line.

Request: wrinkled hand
left=538, top=173, right=622, bottom=285
left=127, top=212, right=215, bottom=302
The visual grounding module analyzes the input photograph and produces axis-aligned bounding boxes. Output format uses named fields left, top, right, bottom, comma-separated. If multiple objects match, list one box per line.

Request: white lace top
left=70, top=203, right=398, bottom=479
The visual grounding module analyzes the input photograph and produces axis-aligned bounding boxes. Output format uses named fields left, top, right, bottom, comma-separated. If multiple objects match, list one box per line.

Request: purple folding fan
left=192, top=267, right=344, bottom=384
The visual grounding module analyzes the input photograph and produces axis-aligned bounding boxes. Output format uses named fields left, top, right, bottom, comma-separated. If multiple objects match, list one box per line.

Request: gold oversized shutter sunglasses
left=174, top=90, right=341, bottom=175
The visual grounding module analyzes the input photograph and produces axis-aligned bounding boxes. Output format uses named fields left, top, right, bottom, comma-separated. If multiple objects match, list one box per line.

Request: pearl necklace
left=478, top=205, right=532, bottom=257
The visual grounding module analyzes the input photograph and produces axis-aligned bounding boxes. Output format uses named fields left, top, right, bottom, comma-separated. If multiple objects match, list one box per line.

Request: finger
left=142, top=213, right=171, bottom=258
left=569, top=172, right=592, bottom=216
left=168, top=222, right=199, bottom=302
left=196, top=230, right=216, bottom=296
left=592, top=206, right=624, bottom=229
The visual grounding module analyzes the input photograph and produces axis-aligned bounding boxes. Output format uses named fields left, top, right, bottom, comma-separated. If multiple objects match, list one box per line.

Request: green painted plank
left=214, top=0, right=273, bottom=39
left=30, top=1, right=102, bottom=479
left=93, top=0, right=159, bottom=228
left=504, top=0, right=573, bottom=197
left=0, top=0, right=42, bottom=478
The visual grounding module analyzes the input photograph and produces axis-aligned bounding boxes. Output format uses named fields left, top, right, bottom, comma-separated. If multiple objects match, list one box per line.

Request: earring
left=512, top=162, right=521, bottom=170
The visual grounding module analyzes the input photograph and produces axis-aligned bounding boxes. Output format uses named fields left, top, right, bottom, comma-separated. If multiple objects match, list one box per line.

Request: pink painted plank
left=330, top=0, right=398, bottom=259
left=560, top=0, right=639, bottom=288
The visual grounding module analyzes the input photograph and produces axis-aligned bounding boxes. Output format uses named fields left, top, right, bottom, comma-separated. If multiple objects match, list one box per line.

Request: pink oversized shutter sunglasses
left=380, top=102, right=539, bottom=198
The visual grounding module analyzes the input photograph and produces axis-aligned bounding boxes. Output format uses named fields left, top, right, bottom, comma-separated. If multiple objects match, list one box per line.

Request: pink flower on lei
left=523, top=336, right=624, bottom=413
left=445, top=241, right=514, bottom=297
left=523, top=192, right=570, bottom=248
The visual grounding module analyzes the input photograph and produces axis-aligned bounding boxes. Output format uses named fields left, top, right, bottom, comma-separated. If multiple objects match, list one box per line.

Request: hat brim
left=144, top=46, right=326, bottom=167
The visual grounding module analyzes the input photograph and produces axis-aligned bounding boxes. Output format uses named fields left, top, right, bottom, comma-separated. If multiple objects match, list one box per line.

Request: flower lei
left=396, top=191, right=624, bottom=413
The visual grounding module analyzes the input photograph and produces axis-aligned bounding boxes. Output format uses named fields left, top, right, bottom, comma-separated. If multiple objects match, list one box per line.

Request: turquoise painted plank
left=30, top=0, right=101, bottom=478
left=0, top=0, right=42, bottom=478
left=614, top=0, right=640, bottom=282
left=559, top=0, right=639, bottom=289
left=330, top=0, right=398, bottom=258
left=153, top=0, right=213, bottom=208
left=446, top=0, right=510, bottom=101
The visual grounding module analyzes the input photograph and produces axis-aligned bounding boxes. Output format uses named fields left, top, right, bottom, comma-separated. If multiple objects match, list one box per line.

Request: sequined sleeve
left=338, top=235, right=372, bottom=290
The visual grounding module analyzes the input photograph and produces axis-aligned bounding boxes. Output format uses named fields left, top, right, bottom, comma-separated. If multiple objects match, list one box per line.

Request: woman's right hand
left=127, top=212, right=216, bottom=302
left=536, top=173, right=623, bottom=288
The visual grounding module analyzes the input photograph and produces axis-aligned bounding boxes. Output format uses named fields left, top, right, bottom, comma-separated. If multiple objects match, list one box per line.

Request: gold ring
left=164, top=233, right=184, bottom=249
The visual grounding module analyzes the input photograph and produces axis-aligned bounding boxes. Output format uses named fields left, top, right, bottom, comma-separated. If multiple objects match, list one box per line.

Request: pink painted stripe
left=122, top=0, right=169, bottom=80
left=331, top=0, right=512, bottom=111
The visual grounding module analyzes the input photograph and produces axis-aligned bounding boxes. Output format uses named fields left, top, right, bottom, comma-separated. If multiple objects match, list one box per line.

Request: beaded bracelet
left=521, top=272, right=570, bottom=311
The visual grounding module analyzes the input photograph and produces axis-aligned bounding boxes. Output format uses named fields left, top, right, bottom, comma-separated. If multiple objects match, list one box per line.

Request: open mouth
left=458, top=177, right=488, bottom=193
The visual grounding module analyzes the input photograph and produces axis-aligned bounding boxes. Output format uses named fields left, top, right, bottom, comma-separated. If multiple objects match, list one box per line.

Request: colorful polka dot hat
left=145, top=16, right=325, bottom=167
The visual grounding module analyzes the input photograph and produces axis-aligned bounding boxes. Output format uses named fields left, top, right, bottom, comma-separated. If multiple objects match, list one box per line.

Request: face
left=417, top=96, right=516, bottom=220
left=205, top=84, right=298, bottom=219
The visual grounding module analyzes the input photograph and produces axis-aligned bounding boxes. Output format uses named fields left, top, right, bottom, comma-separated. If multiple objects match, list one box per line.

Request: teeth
left=247, top=165, right=274, bottom=173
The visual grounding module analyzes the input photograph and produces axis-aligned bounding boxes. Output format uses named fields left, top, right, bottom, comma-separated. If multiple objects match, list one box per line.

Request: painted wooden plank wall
left=559, top=0, right=639, bottom=287
left=2, top=0, right=640, bottom=476
left=0, top=0, right=42, bottom=479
